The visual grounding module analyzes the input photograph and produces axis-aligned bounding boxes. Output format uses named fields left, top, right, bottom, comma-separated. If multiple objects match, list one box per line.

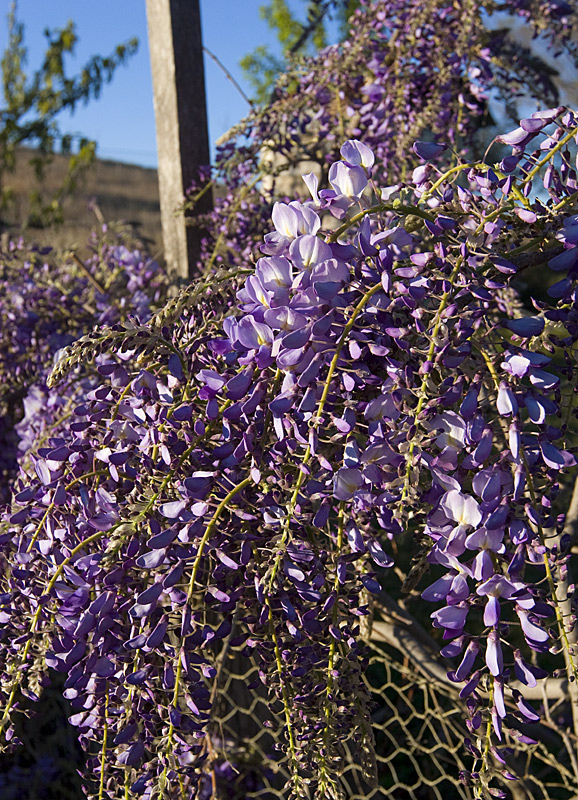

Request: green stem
left=25, top=503, right=54, bottom=554
left=186, top=477, right=252, bottom=602
left=318, top=504, right=345, bottom=791
left=520, top=125, right=578, bottom=187
left=476, top=681, right=494, bottom=799
left=65, top=469, right=107, bottom=491
left=473, top=342, right=500, bottom=389
left=267, top=597, right=299, bottom=791
left=99, top=683, right=109, bottom=800
left=267, top=281, right=383, bottom=591
left=401, top=258, right=462, bottom=501
left=328, top=203, right=435, bottom=243
left=521, top=451, right=578, bottom=684
left=419, top=162, right=474, bottom=204
left=163, top=477, right=252, bottom=785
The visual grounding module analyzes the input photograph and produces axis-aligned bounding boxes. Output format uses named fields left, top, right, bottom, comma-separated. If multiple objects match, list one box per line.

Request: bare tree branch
left=371, top=594, right=569, bottom=701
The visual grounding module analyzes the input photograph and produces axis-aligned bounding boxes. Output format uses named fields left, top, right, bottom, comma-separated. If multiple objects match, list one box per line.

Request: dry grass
left=3, top=148, right=163, bottom=257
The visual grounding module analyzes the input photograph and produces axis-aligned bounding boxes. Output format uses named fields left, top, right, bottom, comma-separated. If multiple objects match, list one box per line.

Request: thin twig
left=202, top=46, right=254, bottom=108
left=68, top=251, right=107, bottom=295
left=371, top=594, right=569, bottom=701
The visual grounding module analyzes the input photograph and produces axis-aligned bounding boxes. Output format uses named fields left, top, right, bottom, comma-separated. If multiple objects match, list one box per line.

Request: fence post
left=146, top=0, right=212, bottom=281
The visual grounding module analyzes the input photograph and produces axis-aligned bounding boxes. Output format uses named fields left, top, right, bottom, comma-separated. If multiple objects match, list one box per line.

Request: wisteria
left=0, top=101, right=578, bottom=799
left=188, top=0, right=578, bottom=278
left=0, top=227, right=166, bottom=505
left=2, top=1, right=578, bottom=798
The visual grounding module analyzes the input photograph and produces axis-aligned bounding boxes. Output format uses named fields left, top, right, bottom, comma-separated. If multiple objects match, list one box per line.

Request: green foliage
left=240, top=0, right=360, bottom=103
left=0, top=2, right=138, bottom=228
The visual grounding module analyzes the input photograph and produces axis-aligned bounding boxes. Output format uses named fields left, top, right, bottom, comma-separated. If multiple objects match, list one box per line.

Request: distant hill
left=3, top=148, right=163, bottom=257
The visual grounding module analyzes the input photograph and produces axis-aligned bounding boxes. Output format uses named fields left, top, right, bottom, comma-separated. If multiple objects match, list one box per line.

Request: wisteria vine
left=1, top=104, right=578, bottom=800
left=188, top=0, right=578, bottom=279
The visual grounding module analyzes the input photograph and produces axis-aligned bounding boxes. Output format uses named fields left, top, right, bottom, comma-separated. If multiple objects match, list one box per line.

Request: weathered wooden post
left=146, top=0, right=212, bottom=281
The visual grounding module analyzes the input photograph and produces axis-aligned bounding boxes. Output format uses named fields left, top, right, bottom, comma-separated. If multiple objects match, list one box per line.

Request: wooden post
left=146, top=0, right=212, bottom=282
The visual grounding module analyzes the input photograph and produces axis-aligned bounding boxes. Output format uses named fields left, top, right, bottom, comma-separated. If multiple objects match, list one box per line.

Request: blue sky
left=0, top=1, right=333, bottom=168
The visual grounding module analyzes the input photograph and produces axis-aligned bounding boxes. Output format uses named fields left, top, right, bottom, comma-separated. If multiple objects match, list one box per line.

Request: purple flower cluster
left=1, top=105, right=578, bottom=799
left=189, top=0, right=578, bottom=278
left=0, top=228, right=166, bottom=506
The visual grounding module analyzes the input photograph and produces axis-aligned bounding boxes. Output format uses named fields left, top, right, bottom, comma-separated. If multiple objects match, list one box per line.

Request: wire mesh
left=1, top=610, right=577, bottom=799
left=206, top=625, right=578, bottom=800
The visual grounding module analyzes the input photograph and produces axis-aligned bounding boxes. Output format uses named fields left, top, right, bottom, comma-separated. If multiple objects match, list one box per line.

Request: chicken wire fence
left=1, top=601, right=577, bottom=799
left=203, top=601, right=578, bottom=800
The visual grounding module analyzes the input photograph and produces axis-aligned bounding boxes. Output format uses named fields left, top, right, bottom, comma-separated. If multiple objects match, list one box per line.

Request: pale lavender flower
left=440, top=490, right=482, bottom=555
left=271, top=202, right=301, bottom=239
left=496, top=382, right=518, bottom=416
left=328, top=161, right=368, bottom=199
left=289, top=235, right=333, bottom=271
left=428, top=411, right=467, bottom=449
left=455, top=640, right=480, bottom=681
left=333, top=468, right=363, bottom=500
left=486, top=630, right=503, bottom=676
left=431, top=604, right=469, bottom=635
left=340, top=139, right=375, bottom=170
left=516, top=607, right=548, bottom=644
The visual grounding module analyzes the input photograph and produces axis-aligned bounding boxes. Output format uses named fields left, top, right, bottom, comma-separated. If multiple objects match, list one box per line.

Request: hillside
left=3, top=148, right=163, bottom=257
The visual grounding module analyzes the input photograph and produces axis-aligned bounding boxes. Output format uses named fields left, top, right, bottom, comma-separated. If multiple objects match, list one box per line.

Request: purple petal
left=505, top=317, right=545, bottom=337
left=541, top=440, right=569, bottom=470
left=524, top=395, right=548, bottom=424
left=136, top=583, right=163, bottom=606
left=484, top=595, right=501, bottom=627
left=496, top=383, right=517, bottom=417
left=94, top=656, right=116, bottom=678
left=515, top=208, right=537, bottom=223
left=225, top=370, right=252, bottom=401
left=548, top=247, right=578, bottom=271
left=207, top=586, right=231, bottom=604
left=135, top=549, right=166, bottom=569
left=118, top=740, right=144, bottom=767
left=302, top=172, right=320, bottom=204
left=361, top=574, right=381, bottom=593
left=328, top=161, right=367, bottom=198
left=272, top=202, right=299, bottom=238
left=517, top=607, right=548, bottom=643
left=494, top=679, right=506, bottom=718
left=159, top=500, right=186, bottom=519
left=413, top=141, right=447, bottom=160
left=422, top=574, right=454, bottom=602
left=495, top=127, right=533, bottom=146
left=146, top=618, right=168, bottom=650
left=126, top=669, right=148, bottom=686
left=548, top=277, right=572, bottom=298
left=340, top=139, right=375, bottom=169
left=346, top=523, right=365, bottom=554
left=333, top=468, right=363, bottom=500
left=147, top=528, right=178, bottom=549
left=486, top=630, right=503, bottom=676
left=431, top=604, right=468, bottom=632
left=367, top=539, right=393, bottom=568
left=516, top=693, right=540, bottom=722
left=289, top=234, right=332, bottom=270
left=528, top=368, right=559, bottom=390
left=455, top=640, right=480, bottom=681
left=440, top=490, right=482, bottom=528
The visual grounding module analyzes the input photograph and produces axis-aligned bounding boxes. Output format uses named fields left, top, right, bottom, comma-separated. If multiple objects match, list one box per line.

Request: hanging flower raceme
left=1, top=111, right=578, bottom=800
left=189, top=0, right=578, bottom=283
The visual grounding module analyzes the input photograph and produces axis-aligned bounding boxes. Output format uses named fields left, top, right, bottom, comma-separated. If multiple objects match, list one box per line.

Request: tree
left=0, top=2, right=138, bottom=228
left=240, top=0, right=360, bottom=103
